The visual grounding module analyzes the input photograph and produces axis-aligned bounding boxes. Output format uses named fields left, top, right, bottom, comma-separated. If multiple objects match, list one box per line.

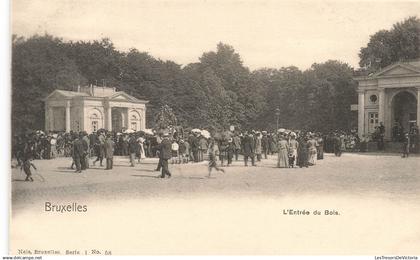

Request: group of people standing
left=12, top=127, right=361, bottom=182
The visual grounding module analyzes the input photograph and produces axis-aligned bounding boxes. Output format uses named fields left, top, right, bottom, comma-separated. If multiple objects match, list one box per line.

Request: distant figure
left=159, top=133, right=172, bottom=178
left=277, top=135, right=289, bottom=168
left=242, top=133, right=256, bottom=166
left=207, top=138, right=224, bottom=177
left=72, top=133, right=85, bottom=173
left=226, top=138, right=235, bottom=166
left=128, top=134, right=138, bottom=167
left=21, top=157, right=36, bottom=182
left=233, top=134, right=241, bottom=161
left=288, top=133, right=299, bottom=167
left=255, top=132, right=262, bottom=162
left=297, top=137, right=309, bottom=168
left=378, top=122, right=385, bottom=150
left=104, top=134, right=115, bottom=170
left=261, top=131, right=269, bottom=159
left=402, top=133, right=410, bottom=158
left=171, top=140, right=179, bottom=164
left=333, top=133, right=342, bottom=157
left=93, top=131, right=105, bottom=167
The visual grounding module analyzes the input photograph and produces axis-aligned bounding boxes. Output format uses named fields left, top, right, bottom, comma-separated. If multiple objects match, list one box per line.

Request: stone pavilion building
left=43, top=85, right=148, bottom=133
left=354, top=60, right=420, bottom=140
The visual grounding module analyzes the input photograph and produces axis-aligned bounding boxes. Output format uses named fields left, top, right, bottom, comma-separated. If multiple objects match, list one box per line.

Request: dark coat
left=159, top=138, right=172, bottom=160
left=72, top=139, right=85, bottom=159
left=190, top=135, right=199, bottom=152
left=104, top=138, right=115, bottom=159
left=128, top=137, right=138, bottom=154
left=242, top=136, right=255, bottom=156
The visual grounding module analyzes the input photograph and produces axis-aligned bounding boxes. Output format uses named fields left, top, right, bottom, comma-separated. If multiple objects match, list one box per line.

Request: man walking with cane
left=159, top=133, right=172, bottom=178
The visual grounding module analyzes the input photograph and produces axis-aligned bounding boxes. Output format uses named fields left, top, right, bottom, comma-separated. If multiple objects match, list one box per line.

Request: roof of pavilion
left=44, top=89, right=149, bottom=104
left=354, top=59, right=420, bottom=81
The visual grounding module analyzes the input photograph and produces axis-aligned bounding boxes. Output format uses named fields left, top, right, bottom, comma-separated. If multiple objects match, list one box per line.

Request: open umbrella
left=144, top=129, right=154, bottom=135
left=201, top=130, right=211, bottom=139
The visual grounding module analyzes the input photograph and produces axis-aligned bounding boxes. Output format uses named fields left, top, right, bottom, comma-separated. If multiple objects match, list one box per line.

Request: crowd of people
left=12, top=124, right=419, bottom=181
left=12, top=128, right=353, bottom=181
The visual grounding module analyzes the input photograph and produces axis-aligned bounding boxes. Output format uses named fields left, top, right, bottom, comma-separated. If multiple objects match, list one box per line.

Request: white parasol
left=200, top=130, right=211, bottom=139
left=144, top=129, right=154, bottom=135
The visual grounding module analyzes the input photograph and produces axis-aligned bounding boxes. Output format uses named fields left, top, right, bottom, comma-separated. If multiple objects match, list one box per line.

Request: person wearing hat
left=297, top=135, right=309, bottom=168
left=307, top=133, right=317, bottom=166
left=402, top=132, right=410, bottom=158
left=158, top=132, right=172, bottom=178
left=82, top=131, right=90, bottom=169
left=242, top=133, right=256, bottom=166
left=277, top=134, right=289, bottom=168
left=93, top=131, right=106, bottom=167
left=261, top=131, right=269, bottom=159
left=288, top=133, right=299, bottom=167
left=72, top=133, right=85, bottom=173
left=128, top=133, right=138, bottom=167
left=255, top=132, right=263, bottom=162
left=233, top=134, right=241, bottom=161
left=207, top=137, right=224, bottom=177
left=104, top=133, right=115, bottom=170
left=226, top=138, right=235, bottom=166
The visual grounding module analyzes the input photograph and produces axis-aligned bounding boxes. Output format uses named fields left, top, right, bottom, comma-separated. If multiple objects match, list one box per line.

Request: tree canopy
left=359, top=16, right=420, bottom=73
left=12, top=16, right=418, bottom=134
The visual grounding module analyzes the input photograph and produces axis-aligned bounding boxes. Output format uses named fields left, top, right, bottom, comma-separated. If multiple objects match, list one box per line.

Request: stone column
left=45, top=104, right=49, bottom=131
left=48, top=107, right=54, bottom=131
left=65, top=100, right=71, bottom=133
left=358, top=90, right=365, bottom=138
left=417, top=87, right=420, bottom=128
left=378, top=88, right=385, bottom=124
left=106, top=104, right=112, bottom=130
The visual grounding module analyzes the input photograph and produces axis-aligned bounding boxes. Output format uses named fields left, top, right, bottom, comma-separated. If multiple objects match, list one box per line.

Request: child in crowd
left=171, top=140, right=179, bottom=164
left=207, top=138, right=224, bottom=177
left=21, top=156, right=37, bottom=182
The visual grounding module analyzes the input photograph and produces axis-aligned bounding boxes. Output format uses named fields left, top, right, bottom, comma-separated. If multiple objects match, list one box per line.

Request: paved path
left=10, top=153, right=420, bottom=255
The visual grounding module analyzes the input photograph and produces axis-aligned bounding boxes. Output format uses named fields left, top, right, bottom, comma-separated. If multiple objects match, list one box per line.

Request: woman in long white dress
left=307, top=134, right=317, bottom=165
left=288, top=133, right=299, bottom=167
left=277, top=135, right=289, bottom=168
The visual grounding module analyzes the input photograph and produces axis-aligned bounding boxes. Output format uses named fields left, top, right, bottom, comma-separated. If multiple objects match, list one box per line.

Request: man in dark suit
left=242, top=133, right=256, bottom=166
left=72, top=133, right=85, bottom=173
left=104, top=133, right=115, bottom=170
left=159, top=133, right=172, bottom=178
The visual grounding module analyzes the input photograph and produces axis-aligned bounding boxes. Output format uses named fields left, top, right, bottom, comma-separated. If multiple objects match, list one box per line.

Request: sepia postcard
left=7, top=0, right=420, bottom=257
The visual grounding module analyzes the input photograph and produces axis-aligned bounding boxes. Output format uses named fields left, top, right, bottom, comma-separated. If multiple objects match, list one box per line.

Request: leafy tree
left=12, top=34, right=86, bottom=133
left=154, top=105, right=178, bottom=130
left=359, top=16, right=420, bottom=72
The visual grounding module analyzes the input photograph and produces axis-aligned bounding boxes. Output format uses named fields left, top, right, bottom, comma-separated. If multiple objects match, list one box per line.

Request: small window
left=131, top=122, right=137, bottom=130
left=369, top=95, right=378, bottom=103
left=369, top=113, right=378, bottom=124
left=92, top=121, right=98, bottom=132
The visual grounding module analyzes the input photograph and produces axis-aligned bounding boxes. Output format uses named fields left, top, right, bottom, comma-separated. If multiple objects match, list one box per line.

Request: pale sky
left=11, top=0, right=420, bottom=70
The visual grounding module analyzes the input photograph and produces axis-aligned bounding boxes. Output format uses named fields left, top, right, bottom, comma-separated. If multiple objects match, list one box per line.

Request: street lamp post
left=275, top=108, right=280, bottom=130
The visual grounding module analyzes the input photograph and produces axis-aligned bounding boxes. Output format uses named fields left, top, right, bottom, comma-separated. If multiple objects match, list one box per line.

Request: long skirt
left=297, top=149, right=309, bottom=167
left=277, top=148, right=289, bottom=168
left=291, top=148, right=297, bottom=166
left=308, top=148, right=317, bottom=165
left=317, top=145, right=324, bottom=159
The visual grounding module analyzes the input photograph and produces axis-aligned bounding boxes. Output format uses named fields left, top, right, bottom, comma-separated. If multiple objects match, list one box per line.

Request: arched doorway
left=392, top=91, right=417, bottom=134
left=112, top=108, right=125, bottom=132
left=89, top=109, right=103, bottom=133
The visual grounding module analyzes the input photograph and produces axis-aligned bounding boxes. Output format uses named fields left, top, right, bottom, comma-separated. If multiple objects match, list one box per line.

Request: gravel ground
left=9, top=153, right=420, bottom=255
left=11, top=153, right=420, bottom=205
